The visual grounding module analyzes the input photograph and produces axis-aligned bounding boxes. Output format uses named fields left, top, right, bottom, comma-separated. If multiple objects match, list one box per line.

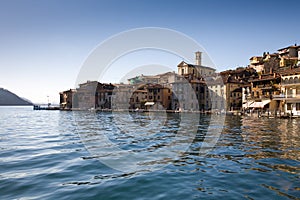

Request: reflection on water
left=241, top=116, right=300, bottom=161
left=0, top=107, right=299, bottom=200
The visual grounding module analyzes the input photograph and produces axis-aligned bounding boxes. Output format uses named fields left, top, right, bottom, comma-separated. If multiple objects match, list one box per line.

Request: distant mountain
left=20, top=97, right=33, bottom=104
left=0, top=88, right=32, bottom=106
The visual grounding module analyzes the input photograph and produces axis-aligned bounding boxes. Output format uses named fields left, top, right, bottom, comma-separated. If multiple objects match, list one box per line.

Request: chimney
left=195, top=51, right=202, bottom=65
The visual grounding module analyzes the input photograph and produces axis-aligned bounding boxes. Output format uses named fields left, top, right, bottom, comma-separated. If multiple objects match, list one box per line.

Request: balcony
left=254, top=83, right=280, bottom=90
left=248, top=94, right=271, bottom=101
left=273, top=94, right=300, bottom=100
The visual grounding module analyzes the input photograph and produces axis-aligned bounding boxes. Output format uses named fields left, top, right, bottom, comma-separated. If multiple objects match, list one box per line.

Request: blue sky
left=0, top=0, right=300, bottom=103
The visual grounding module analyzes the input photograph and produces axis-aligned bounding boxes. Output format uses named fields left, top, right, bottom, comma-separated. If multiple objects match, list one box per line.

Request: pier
left=33, top=105, right=60, bottom=110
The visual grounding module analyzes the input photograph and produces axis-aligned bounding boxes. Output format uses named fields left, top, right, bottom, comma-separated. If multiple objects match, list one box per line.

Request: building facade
left=59, top=89, right=76, bottom=110
left=274, top=68, right=300, bottom=115
left=128, top=83, right=172, bottom=110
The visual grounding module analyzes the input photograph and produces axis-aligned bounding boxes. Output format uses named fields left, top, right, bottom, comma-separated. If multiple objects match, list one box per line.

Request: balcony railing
left=247, top=95, right=271, bottom=101
left=273, top=94, right=300, bottom=99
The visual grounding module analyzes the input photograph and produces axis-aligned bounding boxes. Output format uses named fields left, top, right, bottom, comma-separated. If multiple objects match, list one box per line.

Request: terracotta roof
left=177, top=61, right=216, bottom=71
left=278, top=45, right=300, bottom=51
left=251, top=74, right=281, bottom=82
left=280, top=67, right=300, bottom=76
left=190, top=79, right=206, bottom=84
left=265, top=53, right=279, bottom=57
left=280, top=56, right=298, bottom=60
left=249, top=56, right=262, bottom=60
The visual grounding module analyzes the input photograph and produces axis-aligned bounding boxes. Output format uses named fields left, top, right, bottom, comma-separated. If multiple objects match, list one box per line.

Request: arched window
left=282, top=78, right=287, bottom=84
left=294, top=77, right=299, bottom=84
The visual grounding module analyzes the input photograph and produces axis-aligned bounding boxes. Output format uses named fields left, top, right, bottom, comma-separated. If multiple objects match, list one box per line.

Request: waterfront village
left=59, top=44, right=300, bottom=117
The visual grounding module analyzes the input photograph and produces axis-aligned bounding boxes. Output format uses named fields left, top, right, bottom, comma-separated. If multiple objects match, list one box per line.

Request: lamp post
left=47, top=96, right=50, bottom=107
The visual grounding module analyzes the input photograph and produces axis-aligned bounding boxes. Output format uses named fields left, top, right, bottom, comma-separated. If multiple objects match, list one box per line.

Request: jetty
left=33, top=105, right=59, bottom=110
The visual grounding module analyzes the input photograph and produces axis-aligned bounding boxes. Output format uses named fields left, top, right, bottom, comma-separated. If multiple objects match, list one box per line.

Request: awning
left=145, top=102, right=155, bottom=106
left=242, top=101, right=254, bottom=108
left=249, top=102, right=263, bottom=108
left=249, top=100, right=270, bottom=108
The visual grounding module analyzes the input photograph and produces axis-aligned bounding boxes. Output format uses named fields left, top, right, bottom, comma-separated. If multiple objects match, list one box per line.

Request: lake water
left=0, top=106, right=299, bottom=199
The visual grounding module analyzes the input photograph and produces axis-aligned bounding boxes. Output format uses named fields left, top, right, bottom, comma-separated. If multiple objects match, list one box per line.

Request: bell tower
left=195, top=51, right=202, bottom=66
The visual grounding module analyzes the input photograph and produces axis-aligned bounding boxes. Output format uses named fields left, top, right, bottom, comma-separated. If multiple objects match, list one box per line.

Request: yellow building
left=278, top=44, right=299, bottom=68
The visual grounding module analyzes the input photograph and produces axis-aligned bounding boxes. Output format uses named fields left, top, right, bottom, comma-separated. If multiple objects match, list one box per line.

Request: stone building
left=72, top=81, right=115, bottom=110
left=96, top=83, right=115, bottom=109
left=74, top=81, right=99, bottom=110
left=59, top=89, right=76, bottom=110
left=205, top=67, right=256, bottom=111
left=171, top=76, right=205, bottom=111
left=129, top=83, right=172, bottom=110
left=205, top=75, right=225, bottom=111
left=173, top=52, right=215, bottom=111
left=245, top=44, right=300, bottom=114
left=111, top=84, right=136, bottom=111
left=128, top=71, right=177, bottom=86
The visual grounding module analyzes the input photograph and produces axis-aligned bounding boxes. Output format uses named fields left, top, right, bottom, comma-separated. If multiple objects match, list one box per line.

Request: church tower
left=195, top=51, right=202, bottom=66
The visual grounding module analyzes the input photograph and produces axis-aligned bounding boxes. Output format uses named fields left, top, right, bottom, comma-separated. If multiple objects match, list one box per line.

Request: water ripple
left=0, top=107, right=299, bottom=199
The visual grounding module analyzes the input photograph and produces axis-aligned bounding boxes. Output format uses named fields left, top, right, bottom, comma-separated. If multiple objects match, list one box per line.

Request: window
left=287, top=103, right=292, bottom=110
left=297, top=88, right=300, bottom=95
left=297, top=103, right=300, bottom=111
left=282, top=78, right=286, bottom=84
left=168, top=96, right=170, bottom=100
left=158, top=96, right=160, bottom=99
left=181, top=68, right=184, bottom=74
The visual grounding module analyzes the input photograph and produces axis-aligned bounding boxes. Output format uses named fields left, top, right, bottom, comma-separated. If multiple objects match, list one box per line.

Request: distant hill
left=0, top=88, right=32, bottom=106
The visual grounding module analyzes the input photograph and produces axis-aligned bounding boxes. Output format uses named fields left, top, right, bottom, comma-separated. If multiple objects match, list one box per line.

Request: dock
left=33, top=105, right=60, bottom=110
